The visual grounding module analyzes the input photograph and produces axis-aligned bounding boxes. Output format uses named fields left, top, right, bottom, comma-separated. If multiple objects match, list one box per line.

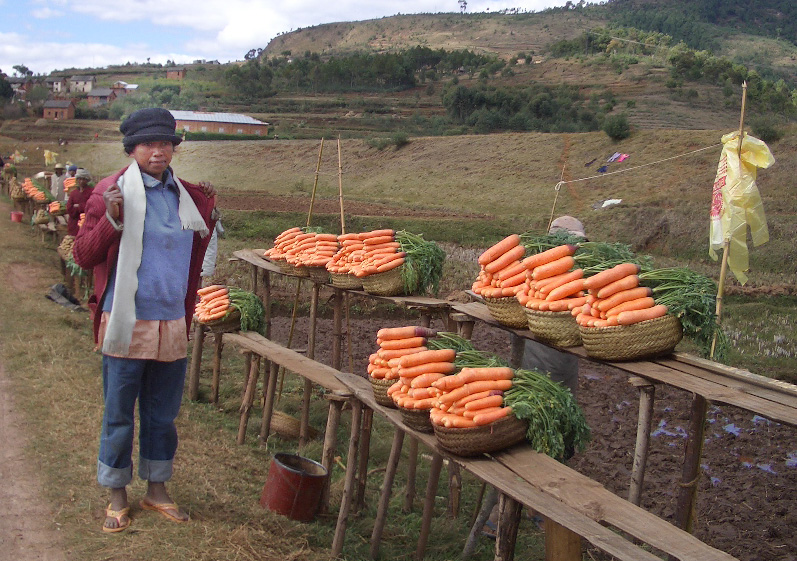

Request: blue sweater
left=103, top=170, right=194, bottom=320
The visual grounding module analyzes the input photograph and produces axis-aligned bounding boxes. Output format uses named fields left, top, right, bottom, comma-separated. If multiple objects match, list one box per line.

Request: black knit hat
left=120, top=108, right=182, bottom=150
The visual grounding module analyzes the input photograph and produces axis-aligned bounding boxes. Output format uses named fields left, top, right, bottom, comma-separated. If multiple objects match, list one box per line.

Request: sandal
left=139, top=499, right=189, bottom=523
left=102, top=505, right=131, bottom=533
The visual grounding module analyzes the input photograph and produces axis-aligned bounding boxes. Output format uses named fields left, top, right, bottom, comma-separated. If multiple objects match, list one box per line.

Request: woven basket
left=306, top=266, right=330, bottom=284
left=433, top=415, right=528, bottom=457
left=484, top=297, right=528, bottom=329
left=362, top=265, right=409, bottom=297
left=525, top=309, right=582, bottom=347
left=271, top=258, right=295, bottom=276
left=579, top=314, right=683, bottom=361
left=329, top=272, right=363, bottom=290
left=292, top=264, right=310, bottom=277
left=399, top=407, right=434, bottom=433
left=369, top=377, right=397, bottom=409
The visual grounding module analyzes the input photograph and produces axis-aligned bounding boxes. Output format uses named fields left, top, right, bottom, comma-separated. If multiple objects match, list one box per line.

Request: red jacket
left=73, top=165, right=216, bottom=343
left=66, top=186, right=94, bottom=237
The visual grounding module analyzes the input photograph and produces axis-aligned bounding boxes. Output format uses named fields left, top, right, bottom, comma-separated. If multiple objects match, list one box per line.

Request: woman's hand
left=199, top=181, right=216, bottom=199
left=104, top=184, right=123, bottom=220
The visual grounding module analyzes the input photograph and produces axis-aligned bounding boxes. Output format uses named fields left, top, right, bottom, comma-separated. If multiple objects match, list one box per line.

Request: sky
left=1, top=0, right=571, bottom=76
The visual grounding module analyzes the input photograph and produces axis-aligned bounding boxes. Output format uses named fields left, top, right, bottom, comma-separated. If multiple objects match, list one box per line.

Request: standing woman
left=73, top=108, right=217, bottom=533
left=66, top=168, right=94, bottom=237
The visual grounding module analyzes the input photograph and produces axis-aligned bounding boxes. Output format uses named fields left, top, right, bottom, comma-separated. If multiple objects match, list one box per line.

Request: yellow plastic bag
left=709, top=132, right=774, bottom=285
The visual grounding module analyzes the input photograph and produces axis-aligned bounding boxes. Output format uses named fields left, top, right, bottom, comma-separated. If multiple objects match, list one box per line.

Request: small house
left=169, top=110, right=269, bottom=136
left=44, top=76, right=67, bottom=93
left=111, top=81, right=139, bottom=96
left=86, top=88, right=117, bottom=107
left=43, top=99, right=75, bottom=120
left=69, top=75, right=96, bottom=93
left=166, top=67, right=186, bottom=80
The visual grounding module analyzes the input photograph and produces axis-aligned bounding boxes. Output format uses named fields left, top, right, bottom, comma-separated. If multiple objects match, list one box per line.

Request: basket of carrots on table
left=194, top=285, right=266, bottom=334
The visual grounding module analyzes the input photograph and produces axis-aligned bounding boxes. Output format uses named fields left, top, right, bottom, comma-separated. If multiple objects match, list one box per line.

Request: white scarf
left=102, top=161, right=209, bottom=356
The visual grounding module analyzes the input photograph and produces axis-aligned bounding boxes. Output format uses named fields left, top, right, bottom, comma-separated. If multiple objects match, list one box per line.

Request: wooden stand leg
left=370, top=429, right=405, bottom=559
left=211, top=331, right=224, bottom=404
left=262, top=270, right=272, bottom=339
left=188, top=322, right=205, bottom=401
left=544, top=518, right=582, bottom=561
left=448, top=462, right=461, bottom=518
left=495, top=493, right=522, bottom=561
left=451, top=312, right=475, bottom=340
left=299, top=378, right=313, bottom=448
left=510, top=334, right=524, bottom=369
left=239, top=352, right=252, bottom=406
left=320, top=392, right=347, bottom=514
left=237, top=355, right=261, bottom=445
left=332, top=288, right=343, bottom=371
left=403, top=437, right=419, bottom=512
left=674, top=393, right=708, bottom=533
left=331, top=399, right=363, bottom=558
left=414, top=452, right=444, bottom=560
left=355, top=407, right=374, bottom=513
left=463, top=486, right=498, bottom=560
left=628, top=377, right=656, bottom=506
left=259, top=362, right=279, bottom=444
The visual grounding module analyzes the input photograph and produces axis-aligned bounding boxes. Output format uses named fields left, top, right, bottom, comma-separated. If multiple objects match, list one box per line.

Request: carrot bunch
left=516, top=244, right=587, bottom=312
left=428, top=367, right=516, bottom=428
left=264, top=227, right=340, bottom=268
left=471, top=234, right=527, bottom=298
left=48, top=201, right=64, bottom=214
left=387, top=346, right=457, bottom=411
left=575, top=263, right=667, bottom=327
left=63, top=177, right=77, bottom=192
left=325, top=232, right=365, bottom=274
left=77, top=213, right=86, bottom=229
left=22, top=178, right=48, bottom=202
left=194, top=284, right=231, bottom=323
left=351, top=229, right=406, bottom=277
left=367, top=325, right=437, bottom=381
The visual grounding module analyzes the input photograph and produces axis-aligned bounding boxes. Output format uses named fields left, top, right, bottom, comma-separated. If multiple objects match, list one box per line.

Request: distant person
left=66, top=168, right=94, bottom=237
left=67, top=164, right=78, bottom=178
left=200, top=220, right=225, bottom=285
left=73, top=108, right=217, bottom=533
left=50, top=163, right=67, bottom=202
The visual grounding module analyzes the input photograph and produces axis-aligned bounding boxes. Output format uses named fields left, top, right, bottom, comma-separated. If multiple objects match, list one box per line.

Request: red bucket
left=10, top=211, right=23, bottom=223
left=260, top=453, right=328, bottom=522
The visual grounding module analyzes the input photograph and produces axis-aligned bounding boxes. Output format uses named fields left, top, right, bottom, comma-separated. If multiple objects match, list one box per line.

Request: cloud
left=32, top=7, right=65, bottom=18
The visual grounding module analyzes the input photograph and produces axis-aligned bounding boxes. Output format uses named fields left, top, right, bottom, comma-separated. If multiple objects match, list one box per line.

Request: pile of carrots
left=22, top=178, right=48, bottom=202
left=194, top=284, right=231, bottom=323
left=429, top=367, right=516, bottom=428
left=325, top=232, right=366, bottom=275
left=471, top=234, right=527, bottom=298
left=48, top=201, right=64, bottom=214
left=264, top=227, right=340, bottom=268
left=368, top=325, right=437, bottom=380
left=575, top=262, right=668, bottom=327
left=63, top=177, right=77, bottom=193
left=77, top=213, right=86, bottom=229
left=517, top=244, right=588, bottom=313
left=350, top=229, right=406, bottom=277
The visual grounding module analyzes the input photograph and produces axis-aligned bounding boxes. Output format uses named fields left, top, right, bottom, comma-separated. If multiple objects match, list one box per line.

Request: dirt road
left=0, top=360, right=66, bottom=561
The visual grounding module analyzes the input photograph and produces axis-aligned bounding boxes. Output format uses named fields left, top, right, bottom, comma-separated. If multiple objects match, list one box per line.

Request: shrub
left=603, top=113, right=631, bottom=140
left=750, top=117, right=785, bottom=143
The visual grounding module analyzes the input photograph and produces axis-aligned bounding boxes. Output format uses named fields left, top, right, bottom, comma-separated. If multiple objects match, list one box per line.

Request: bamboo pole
left=546, top=164, right=567, bottom=232
left=710, top=82, right=747, bottom=359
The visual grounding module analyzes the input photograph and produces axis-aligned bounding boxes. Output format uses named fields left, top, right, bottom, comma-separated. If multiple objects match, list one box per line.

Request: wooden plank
left=496, top=447, right=737, bottom=561
left=672, top=352, right=797, bottom=397
left=223, top=332, right=350, bottom=393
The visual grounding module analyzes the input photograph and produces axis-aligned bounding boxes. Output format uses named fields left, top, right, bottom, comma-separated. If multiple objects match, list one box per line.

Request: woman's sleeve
left=72, top=189, right=122, bottom=269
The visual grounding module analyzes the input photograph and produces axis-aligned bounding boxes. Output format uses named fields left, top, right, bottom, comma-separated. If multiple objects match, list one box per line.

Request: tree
left=0, top=74, right=13, bottom=101
left=12, top=64, right=32, bottom=77
left=603, top=113, right=631, bottom=140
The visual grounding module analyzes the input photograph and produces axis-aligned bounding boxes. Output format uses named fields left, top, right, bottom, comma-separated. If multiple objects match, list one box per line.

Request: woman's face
left=77, top=177, right=90, bottom=189
left=130, top=140, right=174, bottom=180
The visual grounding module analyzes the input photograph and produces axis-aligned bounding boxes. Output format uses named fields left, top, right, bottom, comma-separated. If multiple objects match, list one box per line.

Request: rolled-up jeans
left=97, top=355, right=187, bottom=488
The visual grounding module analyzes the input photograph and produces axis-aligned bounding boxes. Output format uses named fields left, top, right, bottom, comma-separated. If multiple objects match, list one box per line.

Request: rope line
left=555, top=143, right=722, bottom=187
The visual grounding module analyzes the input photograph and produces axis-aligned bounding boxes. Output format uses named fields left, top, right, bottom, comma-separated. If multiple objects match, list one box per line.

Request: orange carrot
left=478, top=234, right=521, bottom=266
left=200, top=287, right=228, bottom=301
left=545, top=277, right=587, bottom=301
left=495, top=261, right=527, bottom=281
left=604, top=296, right=656, bottom=318
left=398, top=361, right=456, bottom=378
left=376, top=257, right=405, bottom=273
left=595, top=286, right=653, bottom=312
left=463, top=394, right=504, bottom=411
left=432, top=367, right=513, bottom=391
left=362, top=229, right=395, bottom=239
left=596, top=274, right=640, bottom=299
left=473, top=407, right=512, bottom=426
left=380, top=336, right=427, bottom=350
left=522, top=244, right=577, bottom=271
left=410, top=372, right=447, bottom=389
left=377, top=326, right=435, bottom=340
left=566, top=296, right=588, bottom=310
left=484, top=245, right=526, bottom=274
left=443, top=415, right=478, bottom=429
left=438, top=379, right=514, bottom=405
left=538, top=269, right=584, bottom=295
left=617, top=305, right=668, bottom=325
left=408, top=387, right=440, bottom=400
left=452, top=389, right=496, bottom=407
left=464, top=406, right=503, bottom=420
left=583, top=263, right=641, bottom=291
left=377, top=346, right=429, bottom=361
left=197, top=284, right=225, bottom=296
left=531, top=255, right=576, bottom=280
left=546, top=299, right=572, bottom=312
left=399, top=349, right=456, bottom=369
left=499, top=269, right=528, bottom=288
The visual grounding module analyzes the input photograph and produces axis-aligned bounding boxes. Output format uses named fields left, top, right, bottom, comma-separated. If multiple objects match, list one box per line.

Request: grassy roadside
left=0, top=197, right=548, bottom=561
